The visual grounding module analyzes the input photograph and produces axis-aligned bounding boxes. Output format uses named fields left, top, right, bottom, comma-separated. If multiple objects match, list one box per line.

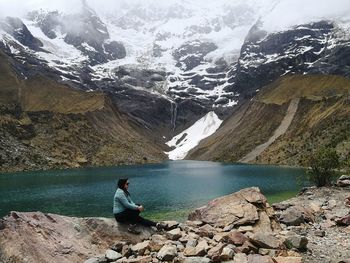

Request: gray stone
left=220, top=246, right=234, bottom=261
left=247, top=254, right=274, bottom=263
left=207, top=243, right=226, bottom=261
left=106, top=249, right=123, bottom=261
left=167, top=228, right=182, bottom=240
left=233, top=253, right=248, bottom=263
left=314, top=230, right=325, bottom=237
left=250, top=232, right=282, bottom=249
left=131, top=241, right=150, bottom=256
left=284, top=235, right=308, bottom=251
left=157, top=244, right=177, bottom=261
left=180, top=257, right=211, bottom=263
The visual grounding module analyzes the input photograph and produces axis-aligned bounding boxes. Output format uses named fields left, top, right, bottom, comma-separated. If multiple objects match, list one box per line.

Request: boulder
left=197, top=224, right=216, bottom=238
left=250, top=232, right=282, bottom=249
left=207, top=243, right=226, bottom=261
left=226, top=231, right=249, bottom=245
left=188, top=187, right=274, bottom=228
left=278, top=207, right=305, bottom=226
left=131, top=241, right=150, bottom=256
left=284, top=235, right=308, bottom=251
left=0, top=212, right=152, bottom=263
left=157, top=245, right=177, bottom=261
left=166, top=228, right=182, bottom=240
left=149, top=235, right=167, bottom=252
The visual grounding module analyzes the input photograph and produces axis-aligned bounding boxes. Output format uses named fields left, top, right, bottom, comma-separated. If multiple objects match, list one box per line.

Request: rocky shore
left=0, top=186, right=349, bottom=263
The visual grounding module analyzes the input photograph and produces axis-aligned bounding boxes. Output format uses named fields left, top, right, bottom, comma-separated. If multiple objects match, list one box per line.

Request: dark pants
left=114, top=209, right=156, bottom=227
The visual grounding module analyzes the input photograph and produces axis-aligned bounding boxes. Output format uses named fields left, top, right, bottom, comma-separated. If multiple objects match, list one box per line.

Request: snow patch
left=165, top=111, right=222, bottom=160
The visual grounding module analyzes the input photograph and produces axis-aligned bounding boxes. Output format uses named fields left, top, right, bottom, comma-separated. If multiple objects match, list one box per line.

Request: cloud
left=262, top=0, right=350, bottom=32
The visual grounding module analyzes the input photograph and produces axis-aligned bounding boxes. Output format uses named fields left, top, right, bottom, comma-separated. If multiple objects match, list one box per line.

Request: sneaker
left=156, top=222, right=166, bottom=231
left=127, top=224, right=141, bottom=235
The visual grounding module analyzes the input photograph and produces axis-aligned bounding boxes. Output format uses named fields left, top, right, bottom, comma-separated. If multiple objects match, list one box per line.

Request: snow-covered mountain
left=1, top=0, right=350, bottom=161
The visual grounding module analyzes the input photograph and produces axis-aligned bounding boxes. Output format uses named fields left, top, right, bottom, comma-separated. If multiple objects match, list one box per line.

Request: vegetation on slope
left=188, top=74, right=350, bottom=168
left=0, top=52, right=166, bottom=173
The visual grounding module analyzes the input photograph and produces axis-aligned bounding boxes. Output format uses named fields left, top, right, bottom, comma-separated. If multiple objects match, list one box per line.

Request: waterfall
left=170, top=101, right=178, bottom=131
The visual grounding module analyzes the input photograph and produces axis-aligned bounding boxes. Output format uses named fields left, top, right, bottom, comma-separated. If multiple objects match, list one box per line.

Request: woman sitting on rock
left=113, top=178, right=165, bottom=234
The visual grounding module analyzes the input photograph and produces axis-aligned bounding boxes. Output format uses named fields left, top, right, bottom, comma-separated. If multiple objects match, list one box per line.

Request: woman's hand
left=138, top=205, right=144, bottom=212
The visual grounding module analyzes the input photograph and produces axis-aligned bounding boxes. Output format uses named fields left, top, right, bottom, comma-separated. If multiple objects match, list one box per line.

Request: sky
left=0, top=0, right=350, bottom=32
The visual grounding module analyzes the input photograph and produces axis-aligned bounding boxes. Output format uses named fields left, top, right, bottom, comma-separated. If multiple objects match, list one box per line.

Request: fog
left=0, top=0, right=349, bottom=32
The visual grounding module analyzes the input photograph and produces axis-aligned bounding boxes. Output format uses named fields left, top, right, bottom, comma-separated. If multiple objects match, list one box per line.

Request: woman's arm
left=117, top=192, right=139, bottom=210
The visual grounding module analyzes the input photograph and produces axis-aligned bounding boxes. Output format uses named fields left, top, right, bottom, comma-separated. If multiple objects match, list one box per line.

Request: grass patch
left=266, top=191, right=298, bottom=204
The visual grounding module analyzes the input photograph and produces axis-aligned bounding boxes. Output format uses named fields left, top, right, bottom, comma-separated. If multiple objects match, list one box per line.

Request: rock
left=167, top=228, right=182, bottom=240
left=337, top=175, right=350, bottom=186
left=273, top=256, right=302, bottom=263
left=314, top=230, right=325, bottom=237
left=183, top=247, right=198, bottom=257
left=84, top=257, right=107, bottom=263
left=131, top=241, right=150, bottom=256
left=284, top=235, right=308, bottom=251
left=149, top=235, right=167, bottom=252
left=239, top=240, right=258, bottom=254
left=0, top=212, right=152, bottom=263
left=247, top=254, right=274, bottom=263
left=0, top=219, right=5, bottom=230
left=207, top=243, right=226, bottom=261
left=220, top=246, right=234, bottom=261
left=273, top=203, right=292, bottom=211
left=112, top=241, right=129, bottom=253
left=186, top=239, right=198, bottom=248
left=254, top=211, right=273, bottom=233
left=197, top=224, right=216, bottom=238
left=106, top=249, right=123, bottom=261
left=196, top=240, right=209, bottom=251
left=233, top=253, right=248, bottom=263
left=250, top=232, right=282, bottom=249
left=336, top=215, right=350, bottom=226
left=180, top=257, right=211, bottom=263
left=157, top=244, right=177, bottom=261
left=258, top=248, right=278, bottom=257
left=188, top=188, right=270, bottom=228
left=238, top=226, right=254, bottom=233
left=226, top=231, right=249, bottom=245
left=122, top=245, right=132, bottom=257
left=119, top=256, right=152, bottom=263
left=279, top=207, right=305, bottom=226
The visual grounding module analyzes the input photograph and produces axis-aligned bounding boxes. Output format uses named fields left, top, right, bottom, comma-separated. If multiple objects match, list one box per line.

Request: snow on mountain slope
left=165, top=111, right=223, bottom=160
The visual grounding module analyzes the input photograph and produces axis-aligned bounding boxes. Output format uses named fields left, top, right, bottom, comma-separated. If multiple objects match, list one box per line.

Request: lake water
left=0, top=161, right=306, bottom=221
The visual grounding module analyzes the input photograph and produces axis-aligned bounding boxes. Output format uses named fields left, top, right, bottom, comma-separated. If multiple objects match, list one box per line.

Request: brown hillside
left=188, top=75, right=350, bottom=166
left=0, top=51, right=166, bottom=172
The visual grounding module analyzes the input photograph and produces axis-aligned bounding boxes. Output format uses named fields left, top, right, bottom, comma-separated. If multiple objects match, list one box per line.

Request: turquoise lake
left=0, top=161, right=306, bottom=221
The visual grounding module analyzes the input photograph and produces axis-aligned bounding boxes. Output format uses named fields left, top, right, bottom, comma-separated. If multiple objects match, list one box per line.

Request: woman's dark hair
left=117, top=178, right=130, bottom=196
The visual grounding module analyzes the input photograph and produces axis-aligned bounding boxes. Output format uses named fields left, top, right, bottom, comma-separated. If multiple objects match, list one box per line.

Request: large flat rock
left=188, top=187, right=276, bottom=230
left=0, top=211, right=152, bottom=263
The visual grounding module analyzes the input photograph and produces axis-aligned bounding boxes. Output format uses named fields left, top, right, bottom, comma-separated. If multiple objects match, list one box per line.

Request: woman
left=113, top=178, right=164, bottom=234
